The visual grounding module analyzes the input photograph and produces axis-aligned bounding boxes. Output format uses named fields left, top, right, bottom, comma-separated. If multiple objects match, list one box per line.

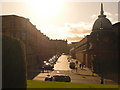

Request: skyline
left=0, top=1, right=119, bottom=43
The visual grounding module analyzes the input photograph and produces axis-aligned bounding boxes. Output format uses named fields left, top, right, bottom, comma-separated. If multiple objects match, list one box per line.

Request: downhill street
left=33, top=55, right=117, bottom=84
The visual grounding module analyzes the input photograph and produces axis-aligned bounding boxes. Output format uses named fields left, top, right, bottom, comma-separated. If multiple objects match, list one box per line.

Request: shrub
left=2, top=35, right=27, bottom=88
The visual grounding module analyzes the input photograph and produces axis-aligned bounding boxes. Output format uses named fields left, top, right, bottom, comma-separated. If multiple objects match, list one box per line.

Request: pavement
left=71, top=58, right=118, bottom=85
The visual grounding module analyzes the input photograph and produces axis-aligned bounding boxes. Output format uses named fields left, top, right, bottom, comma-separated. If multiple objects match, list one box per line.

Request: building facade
left=70, top=3, right=119, bottom=82
left=1, top=15, right=68, bottom=79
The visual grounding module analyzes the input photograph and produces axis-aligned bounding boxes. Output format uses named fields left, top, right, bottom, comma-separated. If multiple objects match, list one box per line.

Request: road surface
left=33, top=55, right=117, bottom=84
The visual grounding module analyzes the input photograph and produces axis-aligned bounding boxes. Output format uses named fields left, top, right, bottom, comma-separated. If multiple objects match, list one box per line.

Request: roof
left=92, top=3, right=112, bottom=31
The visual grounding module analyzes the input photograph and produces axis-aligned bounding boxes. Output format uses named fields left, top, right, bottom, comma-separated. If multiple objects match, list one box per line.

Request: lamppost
left=99, top=57, right=104, bottom=84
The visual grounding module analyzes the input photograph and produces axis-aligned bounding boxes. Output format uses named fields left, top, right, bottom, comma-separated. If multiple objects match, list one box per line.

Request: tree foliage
left=2, top=35, right=27, bottom=88
left=92, top=56, right=119, bottom=76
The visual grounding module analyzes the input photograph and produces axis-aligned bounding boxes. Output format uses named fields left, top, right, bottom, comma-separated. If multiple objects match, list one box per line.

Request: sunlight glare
left=28, top=0, right=64, bottom=21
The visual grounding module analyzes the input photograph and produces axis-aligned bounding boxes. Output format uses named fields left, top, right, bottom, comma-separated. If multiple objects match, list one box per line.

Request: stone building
left=50, top=39, right=69, bottom=54
left=2, top=15, right=48, bottom=79
left=1, top=15, right=66, bottom=79
left=70, top=3, right=119, bottom=82
left=70, top=35, right=91, bottom=68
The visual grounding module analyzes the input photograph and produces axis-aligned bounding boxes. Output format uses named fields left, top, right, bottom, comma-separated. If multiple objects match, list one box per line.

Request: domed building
left=70, top=3, right=119, bottom=83
left=89, top=3, right=118, bottom=82
left=90, top=3, right=115, bottom=51
left=92, top=3, right=112, bottom=31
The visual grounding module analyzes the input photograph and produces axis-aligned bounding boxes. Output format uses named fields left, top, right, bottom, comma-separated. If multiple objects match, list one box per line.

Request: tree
left=2, top=35, right=27, bottom=88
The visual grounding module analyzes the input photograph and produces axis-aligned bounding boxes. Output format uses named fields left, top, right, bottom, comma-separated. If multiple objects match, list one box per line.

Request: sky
left=0, top=0, right=119, bottom=43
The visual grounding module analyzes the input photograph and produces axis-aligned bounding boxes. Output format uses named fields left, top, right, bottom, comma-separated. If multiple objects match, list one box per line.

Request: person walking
left=79, top=64, right=82, bottom=69
left=75, top=60, right=79, bottom=72
left=75, top=60, right=78, bottom=65
left=100, top=77, right=104, bottom=84
left=81, top=64, right=84, bottom=70
left=75, top=65, right=78, bottom=72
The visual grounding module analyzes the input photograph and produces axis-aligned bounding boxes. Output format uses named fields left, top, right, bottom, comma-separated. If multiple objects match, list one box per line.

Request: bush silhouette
left=2, top=35, right=27, bottom=88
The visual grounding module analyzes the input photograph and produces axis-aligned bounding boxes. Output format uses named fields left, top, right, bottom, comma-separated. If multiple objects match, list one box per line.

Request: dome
left=92, top=3, right=112, bottom=31
left=93, top=16, right=112, bottom=31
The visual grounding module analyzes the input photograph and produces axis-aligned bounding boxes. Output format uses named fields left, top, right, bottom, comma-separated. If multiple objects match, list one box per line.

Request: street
left=54, top=55, right=71, bottom=70
left=33, top=55, right=117, bottom=84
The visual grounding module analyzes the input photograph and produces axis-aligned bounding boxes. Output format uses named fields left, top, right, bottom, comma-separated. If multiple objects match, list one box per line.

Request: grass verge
left=27, top=80, right=119, bottom=88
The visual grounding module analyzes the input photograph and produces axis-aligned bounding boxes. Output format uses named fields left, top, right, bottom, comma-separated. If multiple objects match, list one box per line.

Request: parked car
left=69, top=62, right=76, bottom=69
left=52, top=74, right=71, bottom=82
left=42, top=64, right=54, bottom=71
left=45, top=74, right=71, bottom=82
left=44, top=75, right=53, bottom=81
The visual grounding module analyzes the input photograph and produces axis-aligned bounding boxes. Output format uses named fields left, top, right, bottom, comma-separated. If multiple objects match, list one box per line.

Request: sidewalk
left=72, top=58, right=118, bottom=85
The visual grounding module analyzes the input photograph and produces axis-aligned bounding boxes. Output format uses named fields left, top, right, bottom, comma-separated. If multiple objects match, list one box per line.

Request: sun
left=28, top=0, right=64, bottom=21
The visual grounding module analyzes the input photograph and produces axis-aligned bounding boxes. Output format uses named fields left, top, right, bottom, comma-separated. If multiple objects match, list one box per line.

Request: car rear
left=52, top=75, right=71, bottom=82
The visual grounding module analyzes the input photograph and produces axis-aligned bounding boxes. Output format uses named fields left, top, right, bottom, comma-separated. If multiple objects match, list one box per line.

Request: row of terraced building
left=1, top=15, right=68, bottom=79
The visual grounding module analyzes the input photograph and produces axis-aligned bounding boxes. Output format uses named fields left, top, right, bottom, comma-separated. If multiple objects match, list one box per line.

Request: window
left=21, top=32, right=26, bottom=40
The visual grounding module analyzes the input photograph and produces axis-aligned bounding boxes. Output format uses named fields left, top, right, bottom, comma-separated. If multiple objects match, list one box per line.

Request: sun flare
left=28, top=0, right=64, bottom=21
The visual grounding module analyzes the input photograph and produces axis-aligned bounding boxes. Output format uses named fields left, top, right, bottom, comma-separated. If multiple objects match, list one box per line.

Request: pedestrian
left=79, top=64, right=81, bottom=69
left=75, top=66, right=78, bottom=72
left=81, top=64, right=84, bottom=69
left=75, top=60, right=78, bottom=64
left=83, top=64, right=85, bottom=68
left=100, top=78, right=104, bottom=84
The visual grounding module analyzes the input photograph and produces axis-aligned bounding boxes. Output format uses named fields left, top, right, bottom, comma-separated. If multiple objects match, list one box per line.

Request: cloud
left=62, top=22, right=92, bottom=43
left=105, top=12, right=119, bottom=24
left=104, top=12, right=112, bottom=16
left=64, top=22, right=92, bottom=34
left=91, top=14, right=97, bottom=19
left=39, top=22, right=92, bottom=43
left=66, top=35, right=84, bottom=43
left=40, top=25, right=68, bottom=40
left=39, top=11, right=118, bottom=43
left=91, top=12, right=118, bottom=24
